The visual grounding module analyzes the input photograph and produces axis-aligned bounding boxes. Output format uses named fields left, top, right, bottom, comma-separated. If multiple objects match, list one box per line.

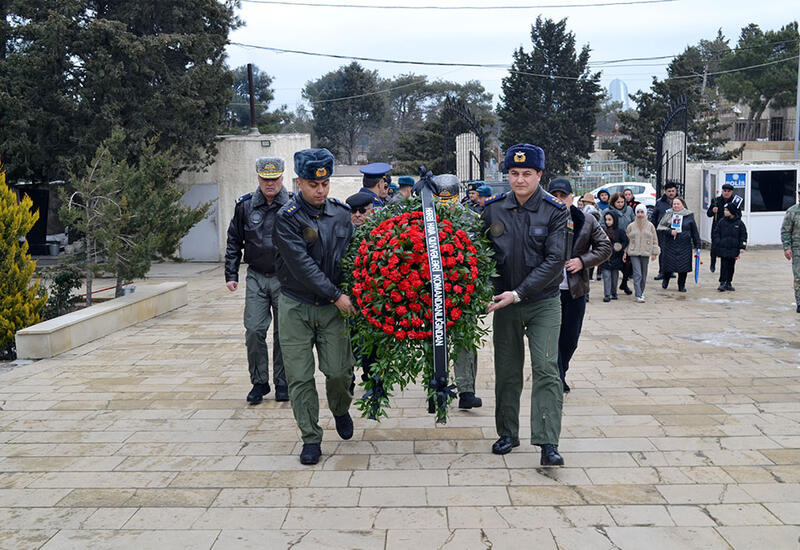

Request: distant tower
left=608, top=79, right=630, bottom=110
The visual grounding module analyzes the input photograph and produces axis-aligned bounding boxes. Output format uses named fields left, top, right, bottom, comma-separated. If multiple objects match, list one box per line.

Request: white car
left=585, top=182, right=657, bottom=211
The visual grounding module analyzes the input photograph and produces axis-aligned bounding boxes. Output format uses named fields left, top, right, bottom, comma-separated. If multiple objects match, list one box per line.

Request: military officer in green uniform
left=482, top=143, right=571, bottom=466
left=274, top=148, right=356, bottom=465
left=225, top=157, right=291, bottom=404
left=781, top=188, right=800, bottom=313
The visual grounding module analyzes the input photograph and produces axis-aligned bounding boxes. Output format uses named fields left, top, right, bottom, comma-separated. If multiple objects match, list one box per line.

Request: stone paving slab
left=1, top=249, right=800, bottom=548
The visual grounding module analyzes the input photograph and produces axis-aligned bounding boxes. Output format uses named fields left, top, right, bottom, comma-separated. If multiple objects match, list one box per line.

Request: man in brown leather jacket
left=548, top=178, right=611, bottom=393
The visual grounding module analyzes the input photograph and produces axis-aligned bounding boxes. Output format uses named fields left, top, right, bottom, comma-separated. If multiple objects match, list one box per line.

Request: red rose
left=466, top=284, right=475, bottom=294
left=395, top=330, right=406, bottom=340
left=395, top=305, right=408, bottom=316
left=463, top=294, right=471, bottom=305
left=390, top=291, right=403, bottom=302
left=450, top=307, right=462, bottom=320
left=383, top=324, right=394, bottom=335
left=409, top=302, right=422, bottom=313
left=453, top=285, right=463, bottom=294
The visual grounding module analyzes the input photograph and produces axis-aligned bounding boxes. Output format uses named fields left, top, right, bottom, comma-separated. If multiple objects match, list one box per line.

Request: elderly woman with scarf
left=657, top=196, right=701, bottom=292
left=623, top=204, right=660, bottom=302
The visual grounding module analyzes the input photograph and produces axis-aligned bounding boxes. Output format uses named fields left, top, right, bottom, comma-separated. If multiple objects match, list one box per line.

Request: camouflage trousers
left=793, top=251, right=800, bottom=305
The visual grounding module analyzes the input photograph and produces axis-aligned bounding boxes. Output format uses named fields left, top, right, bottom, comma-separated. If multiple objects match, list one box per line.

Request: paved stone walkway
left=1, top=249, right=800, bottom=549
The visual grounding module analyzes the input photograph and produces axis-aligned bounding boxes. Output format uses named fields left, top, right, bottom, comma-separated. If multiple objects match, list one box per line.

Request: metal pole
left=247, top=63, right=259, bottom=136
left=794, top=40, right=799, bottom=160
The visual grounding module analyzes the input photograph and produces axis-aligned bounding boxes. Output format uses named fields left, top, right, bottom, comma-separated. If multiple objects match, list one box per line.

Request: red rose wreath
left=343, top=197, right=495, bottom=423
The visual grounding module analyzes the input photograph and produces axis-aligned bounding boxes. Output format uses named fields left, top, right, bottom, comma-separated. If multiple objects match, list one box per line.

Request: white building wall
left=178, top=133, right=311, bottom=261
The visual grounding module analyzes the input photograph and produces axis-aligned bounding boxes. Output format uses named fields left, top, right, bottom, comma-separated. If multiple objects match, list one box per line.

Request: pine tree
left=498, top=17, right=603, bottom=179
left=0, top=162, right=46, bottom=354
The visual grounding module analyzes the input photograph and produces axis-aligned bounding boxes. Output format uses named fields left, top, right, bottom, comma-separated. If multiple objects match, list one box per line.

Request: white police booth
left=699, top=163, right=800, bottom=245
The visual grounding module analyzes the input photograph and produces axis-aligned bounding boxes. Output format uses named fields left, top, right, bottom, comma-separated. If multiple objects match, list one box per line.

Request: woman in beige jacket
left=623, top=204, right=660, bottom=302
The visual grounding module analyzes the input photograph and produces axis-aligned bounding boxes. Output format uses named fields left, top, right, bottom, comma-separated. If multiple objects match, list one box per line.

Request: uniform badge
left=490, top=222, right=505, bottom=237
left=302, top=227, right=319, bottom=242
left=566, top=219, right=574, bottom=231
left=315, top=167, right=328, bottom=178
left=249, top=211, right=264, bottom=225
left=513, top=151, right=526, bottom=163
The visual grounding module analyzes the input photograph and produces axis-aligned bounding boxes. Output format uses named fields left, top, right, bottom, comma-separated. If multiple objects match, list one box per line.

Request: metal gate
left=441, top=96, right=485, bottom=181
left=656, top=96, right=688, bottom=197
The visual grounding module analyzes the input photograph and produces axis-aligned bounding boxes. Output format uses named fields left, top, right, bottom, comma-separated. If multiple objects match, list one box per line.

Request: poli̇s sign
left=725, top=173, right=746, bottom=189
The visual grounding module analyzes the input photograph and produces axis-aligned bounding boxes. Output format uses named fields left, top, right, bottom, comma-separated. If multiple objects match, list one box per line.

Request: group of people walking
left=222, top=142, right=781, bottom=468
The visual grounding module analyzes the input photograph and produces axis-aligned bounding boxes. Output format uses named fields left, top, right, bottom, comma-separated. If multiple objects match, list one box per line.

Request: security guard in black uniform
left=482, top=143, right=571, bottom=466
left=274, top=148, right=356, bottom=465
left=225, top=157, right=291, bottom=404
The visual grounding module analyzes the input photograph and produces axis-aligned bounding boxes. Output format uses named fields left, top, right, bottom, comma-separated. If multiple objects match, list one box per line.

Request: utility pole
left=247, top=63, right=260, bottom=136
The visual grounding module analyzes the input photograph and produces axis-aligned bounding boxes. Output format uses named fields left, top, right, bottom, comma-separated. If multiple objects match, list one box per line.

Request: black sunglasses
left=353, top=207, right=369, bottom=214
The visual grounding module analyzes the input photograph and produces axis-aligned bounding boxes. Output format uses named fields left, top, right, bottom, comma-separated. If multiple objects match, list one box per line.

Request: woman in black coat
left=656, top=196, right=701, bottom=292
left=600, top=210, right=629, bottom=301
left=711, top=202, right=747, bottom=291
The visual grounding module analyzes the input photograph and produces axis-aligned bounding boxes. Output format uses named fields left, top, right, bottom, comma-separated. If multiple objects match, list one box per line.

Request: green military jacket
left=781, top=203, right=800, bottom=250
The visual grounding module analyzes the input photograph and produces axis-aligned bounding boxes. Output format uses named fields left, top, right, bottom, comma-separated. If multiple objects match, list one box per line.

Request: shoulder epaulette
left=543, top=194, right=567, bottom=210
left=484, top=193, right=505, bottom=206
left=281, top=201, right=300, bottom=217
left=236, top=193, right=252, bottom=205
left=329, top=197, right=350, bottom=210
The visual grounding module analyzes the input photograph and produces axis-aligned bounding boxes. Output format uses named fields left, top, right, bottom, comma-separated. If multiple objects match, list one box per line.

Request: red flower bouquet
left=343, top=197, right=495, bottom=422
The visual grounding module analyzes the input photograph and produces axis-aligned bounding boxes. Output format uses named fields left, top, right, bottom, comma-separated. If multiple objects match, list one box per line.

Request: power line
left=231, top=42, right=507, bottom=68
left=230, top=41, right=800, bottom=80
left=667, top=54, right=800, bottom=80
left=240, top=0, right=676, bottom=9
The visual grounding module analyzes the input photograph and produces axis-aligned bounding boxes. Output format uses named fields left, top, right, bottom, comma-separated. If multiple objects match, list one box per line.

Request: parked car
left=586, top=182, right=657, bottom=214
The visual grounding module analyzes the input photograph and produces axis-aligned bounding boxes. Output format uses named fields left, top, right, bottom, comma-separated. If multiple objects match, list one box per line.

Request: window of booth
left=750, top=170, right=797, bottom=212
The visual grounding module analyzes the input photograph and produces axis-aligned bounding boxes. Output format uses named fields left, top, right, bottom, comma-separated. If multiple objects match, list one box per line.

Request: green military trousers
left=244, top=267, right=285, bottom=387
left=278, top=295, right=354, bottom=444
left=453, top=347, right=477, bottom=394
left=492, top=295, right=563, bottom=446
left=793, top=250, right=800, bottom=305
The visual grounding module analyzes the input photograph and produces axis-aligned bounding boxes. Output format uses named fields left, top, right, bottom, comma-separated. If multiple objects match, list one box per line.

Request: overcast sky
left=225, top=0, right=798, bottom=111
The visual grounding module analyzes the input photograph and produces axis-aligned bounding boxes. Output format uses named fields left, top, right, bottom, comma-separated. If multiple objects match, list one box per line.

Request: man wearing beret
left=225, top=157, right=291, bottom=405
left=274, top=148, right=356, bottom=465
left=387, top=176, right=414, bottom=205
left=474, top=185, right=493, bottom=212
left=358, top=162, right=392, bottom=208
left=346, top=192, right=374, bottom=227
left=482, top=143, right=571, bottom=466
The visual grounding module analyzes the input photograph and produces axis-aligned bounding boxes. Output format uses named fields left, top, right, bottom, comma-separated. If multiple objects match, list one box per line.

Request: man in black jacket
left=274, top=148, right=356, bottom=465
left=651, top=181, right=677, bottom=280
left=549, top=178, right=611, bottom=394
left=225, top=157, right=291, bottom=404
left=706, top=182, right=742, bottom=273
left=482, top=144, right=571, bottom=466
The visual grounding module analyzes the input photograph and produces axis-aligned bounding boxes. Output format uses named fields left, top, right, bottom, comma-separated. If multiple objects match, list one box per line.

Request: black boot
left=334, top=412, right=354, bottom=440
left=661, top=277, right=669, bottom=289
left=275, top=385, right=290, bottom=402
left=458, top=392, right=482, bottom=409
left=246, top=383, right=270, bottom=405
left=725, top=282, right=735, bottom=292
left=491, top=436, right=520, bottom=455
left=678, top=285, right=687, bottom=293
left=654, top=273, right=664, bottom=280
left=796, top=305, right=800, bottom=313
left=717, top=283, right=726, bottom=292
left=540, top=444, right=564, bottom=466
left=619, top=281, right=632, bottom=295
left=300, top=443, right=321, bottom=465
